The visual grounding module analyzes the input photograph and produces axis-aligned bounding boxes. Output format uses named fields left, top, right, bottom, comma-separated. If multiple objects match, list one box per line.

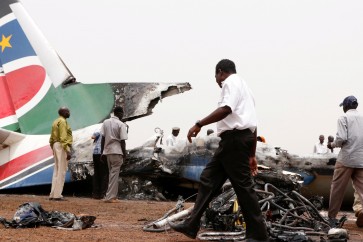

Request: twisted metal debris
left=144, top=176, right=348, bottom=242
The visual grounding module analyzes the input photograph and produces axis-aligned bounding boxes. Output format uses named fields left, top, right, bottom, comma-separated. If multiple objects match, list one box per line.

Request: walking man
left=49, top=107, right=72, bottom=201
left=327, top=96, right=363, bottom=227
left=101, top=106, right=128, bottom=203
left=169, top=59, right=269, bottom=242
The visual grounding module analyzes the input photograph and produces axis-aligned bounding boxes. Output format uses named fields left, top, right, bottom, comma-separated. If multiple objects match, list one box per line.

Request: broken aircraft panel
left=112, top=83, right=192, bottom=122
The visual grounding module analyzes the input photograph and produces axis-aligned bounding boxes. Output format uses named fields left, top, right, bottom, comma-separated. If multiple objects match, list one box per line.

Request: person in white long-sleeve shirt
left=313, top=135, right=328, bottom=154
left=165, top=127, right=180, bottom=146
left=327, top=95, right=363, bottom=227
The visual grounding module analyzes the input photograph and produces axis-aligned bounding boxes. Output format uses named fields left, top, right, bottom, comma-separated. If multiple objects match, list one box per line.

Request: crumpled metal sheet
left=112, top=82, right=192, bottom=121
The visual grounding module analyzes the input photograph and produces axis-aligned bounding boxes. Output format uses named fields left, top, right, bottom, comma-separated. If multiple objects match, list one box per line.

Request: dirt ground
left=0, top=194, right=363, bottom=242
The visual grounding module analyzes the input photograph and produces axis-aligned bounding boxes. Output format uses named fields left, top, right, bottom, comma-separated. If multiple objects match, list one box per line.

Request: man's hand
left=187, top=125, right=201, bottom=143
left=66, top=151, right=72, bottom=160
left=249, top=156, right=258, bottom=176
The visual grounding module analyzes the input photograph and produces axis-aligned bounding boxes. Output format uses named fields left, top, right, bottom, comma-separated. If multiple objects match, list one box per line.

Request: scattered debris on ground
left=144, top=170, right=352, bottom=242
left=0, top=194, right=362, bottom=242
left=0, top=202, right=95, bottom=230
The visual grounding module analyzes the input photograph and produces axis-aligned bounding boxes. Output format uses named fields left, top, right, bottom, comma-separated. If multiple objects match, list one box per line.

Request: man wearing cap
left=165, top=127, right=180, bottom=146
left=168, top=59, right=269, bottom=242
left=327, top=96, right=363, bottom=227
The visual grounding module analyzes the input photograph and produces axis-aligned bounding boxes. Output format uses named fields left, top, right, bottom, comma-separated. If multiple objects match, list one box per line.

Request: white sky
left=21, top=0, right=363, bottom=155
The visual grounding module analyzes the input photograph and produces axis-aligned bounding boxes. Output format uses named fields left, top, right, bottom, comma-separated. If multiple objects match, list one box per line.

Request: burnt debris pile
left=144, top=170, right=349, bottom=242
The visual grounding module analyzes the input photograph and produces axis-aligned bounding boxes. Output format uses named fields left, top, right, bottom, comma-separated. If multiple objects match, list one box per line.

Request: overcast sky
left=21, top=0, right=363, bottom=155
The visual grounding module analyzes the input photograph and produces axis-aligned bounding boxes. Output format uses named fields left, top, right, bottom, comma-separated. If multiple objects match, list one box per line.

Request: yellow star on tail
left=0, top=34, right=12, bottom=52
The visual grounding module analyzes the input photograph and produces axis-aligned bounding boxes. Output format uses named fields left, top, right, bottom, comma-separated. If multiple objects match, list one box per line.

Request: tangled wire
left=144, top=182, right=347, bottom=241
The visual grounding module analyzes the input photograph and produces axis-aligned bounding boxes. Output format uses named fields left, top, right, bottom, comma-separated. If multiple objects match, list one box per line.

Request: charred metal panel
left=111, top=82, right=191, bottom=121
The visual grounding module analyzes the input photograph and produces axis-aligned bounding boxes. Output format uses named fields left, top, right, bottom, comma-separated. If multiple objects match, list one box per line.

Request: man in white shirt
left=100, top=106, right=128, bottom=203
left=169, top=59, right=269, bottom=242
left=165, top=127, right=180, bottom=146
left=313, top=135, right=328, bottom=154
left=327, top=96, right=363, bottom=227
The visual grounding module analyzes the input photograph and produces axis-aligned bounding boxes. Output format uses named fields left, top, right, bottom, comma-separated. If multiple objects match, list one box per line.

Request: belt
left=219, top=128, right=252, bottom=139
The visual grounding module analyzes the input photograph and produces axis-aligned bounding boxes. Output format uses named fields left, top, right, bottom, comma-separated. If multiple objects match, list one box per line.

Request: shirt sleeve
left=166, top=137, right=171, bottom=146
left=335, top=116, right=347, bottom=147
left=49, top=127, right=54, bottom=148
left=100, top=124, right=104, bottom=136
left=58, top=120, right=70, bottom=152
left=219, top=81, right=239, bottom=110
left=120, top=123, right=128, bottom=140
left=93, top=131, right=100, bottom=138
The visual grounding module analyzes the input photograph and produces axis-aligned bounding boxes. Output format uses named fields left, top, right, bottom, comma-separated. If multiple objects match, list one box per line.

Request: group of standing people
left=313, top=134, right=336, bottom=154
left=49, top=106, right=128, bottom=203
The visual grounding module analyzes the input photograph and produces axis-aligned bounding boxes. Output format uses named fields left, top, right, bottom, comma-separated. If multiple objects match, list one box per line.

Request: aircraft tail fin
left=0, top=0, right=75, bottom=132
left=0, top=1, right=192, bottom=136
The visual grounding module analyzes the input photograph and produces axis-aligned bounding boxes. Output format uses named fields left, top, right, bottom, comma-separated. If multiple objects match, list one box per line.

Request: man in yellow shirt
left=49, top=107, right=73, bottom=201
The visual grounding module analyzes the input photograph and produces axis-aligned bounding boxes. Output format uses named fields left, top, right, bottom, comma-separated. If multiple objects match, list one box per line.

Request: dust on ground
left=0, top=194, right=363, bottom=242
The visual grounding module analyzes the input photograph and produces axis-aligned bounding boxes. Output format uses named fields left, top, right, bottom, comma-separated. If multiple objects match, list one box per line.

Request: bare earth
left=0, top=194, right=363, bottom=242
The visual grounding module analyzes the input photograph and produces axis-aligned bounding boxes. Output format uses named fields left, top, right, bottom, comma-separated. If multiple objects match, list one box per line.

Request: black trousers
left=92, top=154, right=109, bottom=198
left=187, top=129, right=268, bottom=240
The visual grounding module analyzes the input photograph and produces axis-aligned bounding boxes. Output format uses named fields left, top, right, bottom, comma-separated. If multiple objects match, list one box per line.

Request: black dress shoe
left=168, top=220, right=198, bottom=239
left=328, top=217, right=339, bottom=228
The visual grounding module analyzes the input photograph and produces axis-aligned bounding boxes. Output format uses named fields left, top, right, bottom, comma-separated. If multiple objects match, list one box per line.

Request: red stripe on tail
left=6, top=65, right=46, bottom=110
left=0, top=75, right=16, bottom=118
left=0, top=145, right=53, bottom=180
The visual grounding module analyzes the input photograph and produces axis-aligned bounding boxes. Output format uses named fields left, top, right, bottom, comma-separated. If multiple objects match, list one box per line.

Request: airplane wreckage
left=0, top=0, right=191, bottom=189
left=72, top=134, right=353, bottom=241
left=0, top=0, right=352, bottom=208
left=71, top=128, right=352, bottom=205
left=0, top=1, right=354, bottom=240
